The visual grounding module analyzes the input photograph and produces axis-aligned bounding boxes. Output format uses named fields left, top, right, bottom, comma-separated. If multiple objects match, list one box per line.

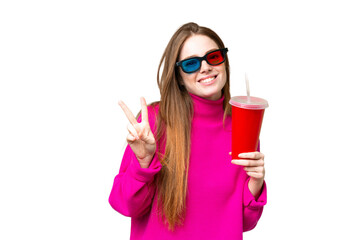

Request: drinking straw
left=245, top=72, right=250, bottom=102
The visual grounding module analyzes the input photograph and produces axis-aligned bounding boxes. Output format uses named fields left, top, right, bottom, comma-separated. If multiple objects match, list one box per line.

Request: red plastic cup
left=229, top=96, right=269, bottom=159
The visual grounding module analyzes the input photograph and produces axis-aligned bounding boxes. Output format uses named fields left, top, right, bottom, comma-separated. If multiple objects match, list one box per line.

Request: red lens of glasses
left=206, top=50, right=224, bottom=65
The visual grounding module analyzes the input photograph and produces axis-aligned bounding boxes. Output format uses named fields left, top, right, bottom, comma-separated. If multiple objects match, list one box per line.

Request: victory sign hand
left=118, top=97, right=156, bottom=168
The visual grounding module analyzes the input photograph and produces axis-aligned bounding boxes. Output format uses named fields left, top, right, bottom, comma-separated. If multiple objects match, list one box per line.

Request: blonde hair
left=155, top=22, right=231, bottom=230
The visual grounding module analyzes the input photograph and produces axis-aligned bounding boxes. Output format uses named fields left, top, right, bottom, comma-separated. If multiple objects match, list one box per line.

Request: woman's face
left=178, top=34, right=227, bottom=101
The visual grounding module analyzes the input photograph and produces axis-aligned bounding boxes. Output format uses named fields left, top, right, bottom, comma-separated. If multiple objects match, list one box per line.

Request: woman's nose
left=199, top=60, right=212, bottom=73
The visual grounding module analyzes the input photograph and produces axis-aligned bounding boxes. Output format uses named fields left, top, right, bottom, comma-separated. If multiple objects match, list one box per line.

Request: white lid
left=229, top=96, right=269, bottom=110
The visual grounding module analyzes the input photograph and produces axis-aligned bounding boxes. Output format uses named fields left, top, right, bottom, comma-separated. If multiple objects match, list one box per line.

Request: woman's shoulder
left=148, top=101, right=160, bottom=118
left=147, top=101, right=160, bottom=132
left=148, top=101, right=160, bottom=112
left=135, top=101, right=160, bottom=130
left=136, top=101, right=159, bottom=117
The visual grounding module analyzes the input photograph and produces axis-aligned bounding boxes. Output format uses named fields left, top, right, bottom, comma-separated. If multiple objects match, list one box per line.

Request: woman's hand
left=118, top=97, right=156, bottom=168
left=231, top=152, right=265, bottom=199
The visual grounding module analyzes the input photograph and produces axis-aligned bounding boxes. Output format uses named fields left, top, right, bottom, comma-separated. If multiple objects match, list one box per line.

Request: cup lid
left=229, top=96, right=269, bottom=110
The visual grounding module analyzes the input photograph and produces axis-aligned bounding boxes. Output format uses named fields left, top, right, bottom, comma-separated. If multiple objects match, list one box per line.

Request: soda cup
left=229, top=96, right=269, bottom=159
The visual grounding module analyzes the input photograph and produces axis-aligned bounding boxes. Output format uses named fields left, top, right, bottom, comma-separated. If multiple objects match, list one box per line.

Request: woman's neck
left=189, top=93, right=225, bottom=122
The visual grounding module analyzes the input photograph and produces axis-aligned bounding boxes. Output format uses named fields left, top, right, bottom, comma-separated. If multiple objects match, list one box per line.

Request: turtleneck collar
left=189, top=93, right=225, bottom=121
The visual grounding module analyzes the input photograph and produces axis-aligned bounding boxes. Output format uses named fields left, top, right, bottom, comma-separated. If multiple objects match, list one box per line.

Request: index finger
left=140, top=97, right=149, bottom=123
left=238, top=152, right=264, bottom=160
left=118, top=100, right=138, bottom=125
left=231, top=159, right=264, bottom=167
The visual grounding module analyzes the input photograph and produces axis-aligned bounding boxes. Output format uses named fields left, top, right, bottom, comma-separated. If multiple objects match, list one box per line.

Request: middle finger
left=118, top=100, right=138, bottom=125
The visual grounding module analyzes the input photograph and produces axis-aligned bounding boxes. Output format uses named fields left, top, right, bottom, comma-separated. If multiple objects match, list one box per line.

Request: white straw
left=245, top=72, right=250, bottom=102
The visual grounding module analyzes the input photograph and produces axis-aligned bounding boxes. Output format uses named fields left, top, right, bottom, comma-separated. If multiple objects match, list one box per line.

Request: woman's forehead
left=179, top=35, right=219, bottom=60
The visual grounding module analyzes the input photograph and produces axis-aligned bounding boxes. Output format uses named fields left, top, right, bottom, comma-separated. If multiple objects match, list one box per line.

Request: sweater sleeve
left=108, top=105, right=162, bottom=217
left=242, top=177, right=267, bottom=232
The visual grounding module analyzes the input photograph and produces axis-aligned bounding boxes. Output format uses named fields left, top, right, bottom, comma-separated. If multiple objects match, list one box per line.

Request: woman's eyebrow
left=181, top=48, right=218, bottom=60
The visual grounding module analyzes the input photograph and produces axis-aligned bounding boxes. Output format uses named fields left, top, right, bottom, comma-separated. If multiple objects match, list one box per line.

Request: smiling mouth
left=199, top=76, right=217, bottom=83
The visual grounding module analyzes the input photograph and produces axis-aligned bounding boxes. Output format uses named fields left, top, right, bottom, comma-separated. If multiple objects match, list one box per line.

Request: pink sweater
left=109, top=94, right=267, bottom=240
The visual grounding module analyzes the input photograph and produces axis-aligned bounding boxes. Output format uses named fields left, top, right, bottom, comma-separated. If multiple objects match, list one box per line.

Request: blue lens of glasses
left=182, top=59, right=201, bottom=73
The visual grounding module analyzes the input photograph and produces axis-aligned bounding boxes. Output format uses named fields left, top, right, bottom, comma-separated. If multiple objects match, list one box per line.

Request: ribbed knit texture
left=109, top=94, right=267, bottom=240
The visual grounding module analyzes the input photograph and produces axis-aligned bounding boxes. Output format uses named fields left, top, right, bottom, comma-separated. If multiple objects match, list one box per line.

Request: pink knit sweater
left=109, top=94, right=267, bottom=239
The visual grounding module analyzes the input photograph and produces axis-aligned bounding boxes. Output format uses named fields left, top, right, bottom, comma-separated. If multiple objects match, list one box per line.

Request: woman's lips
left=198, top=75, right=217, bottom=85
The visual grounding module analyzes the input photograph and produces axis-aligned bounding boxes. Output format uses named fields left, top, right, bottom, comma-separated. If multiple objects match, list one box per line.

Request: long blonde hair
left=155, top=22, right=231, bottom=230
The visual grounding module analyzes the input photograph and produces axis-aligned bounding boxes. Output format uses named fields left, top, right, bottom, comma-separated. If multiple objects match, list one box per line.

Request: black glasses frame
left=176, top=48, right=228, bottom=73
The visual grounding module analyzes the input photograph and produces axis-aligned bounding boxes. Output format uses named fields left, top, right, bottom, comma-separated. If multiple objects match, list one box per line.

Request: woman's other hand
left=118, top=97, right=156, bottom=168
left=231, top=152, right=265, bottom=199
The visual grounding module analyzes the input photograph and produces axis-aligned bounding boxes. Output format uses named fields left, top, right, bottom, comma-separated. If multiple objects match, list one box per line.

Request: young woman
left=109, top=22, right=266, bottom=239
